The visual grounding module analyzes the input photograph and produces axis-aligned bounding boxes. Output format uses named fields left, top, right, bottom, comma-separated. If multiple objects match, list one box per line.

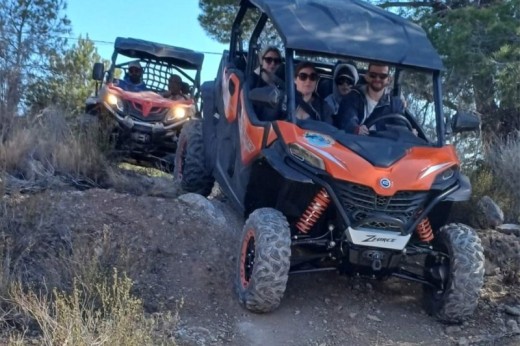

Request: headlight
left=105, top=93, right=123, bottom=111
left=168, top=105, right=195, bottom=121
left=431, top=166, right=459, bottom=189
left=288, top=143, right=325, bottom=170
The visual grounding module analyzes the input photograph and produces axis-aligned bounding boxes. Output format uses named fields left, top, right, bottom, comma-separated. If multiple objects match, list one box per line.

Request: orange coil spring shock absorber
left=295, top=188, right=331, bottom=234
left=416, top=217, right=434, bottom=242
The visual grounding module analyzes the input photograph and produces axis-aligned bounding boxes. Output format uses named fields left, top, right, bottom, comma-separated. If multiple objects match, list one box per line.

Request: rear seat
left=316, top=77, right=333, bottom=99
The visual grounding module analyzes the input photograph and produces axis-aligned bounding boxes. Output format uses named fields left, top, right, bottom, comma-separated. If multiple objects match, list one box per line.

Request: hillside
left=2, top=178, right=520, bottom=345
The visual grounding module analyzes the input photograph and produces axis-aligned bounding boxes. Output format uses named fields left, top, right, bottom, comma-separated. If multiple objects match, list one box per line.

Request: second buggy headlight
left=168, top=104, right=195, bottom=121
left=105, top=93, right=124, bottom=111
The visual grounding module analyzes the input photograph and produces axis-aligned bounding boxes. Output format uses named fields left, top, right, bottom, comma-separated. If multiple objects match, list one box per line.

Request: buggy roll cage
left=229, top=0, right=448, bottom=146
left=107, top=37, right=205, bottom=99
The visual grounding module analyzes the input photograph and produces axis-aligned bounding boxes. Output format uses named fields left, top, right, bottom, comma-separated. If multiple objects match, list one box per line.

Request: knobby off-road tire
left=174, top=120, right=214, bottom=196
left=236, top=208, right=291, bottom=313
left=424, top=223, right=485, bottom=323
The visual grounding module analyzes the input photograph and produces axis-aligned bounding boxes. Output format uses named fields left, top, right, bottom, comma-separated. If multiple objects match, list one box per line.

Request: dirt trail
left=8, top=187, right=520, bottom=346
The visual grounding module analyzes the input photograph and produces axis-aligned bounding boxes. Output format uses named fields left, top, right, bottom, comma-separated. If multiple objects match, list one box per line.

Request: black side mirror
left=451, top=111, right=480, bottom=133
left=249, top=86, right=284, bottom=109
left=92, top=62, right=105, bottom=81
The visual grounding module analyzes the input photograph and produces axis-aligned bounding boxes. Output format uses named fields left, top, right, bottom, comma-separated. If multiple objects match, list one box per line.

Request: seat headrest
left=316, top=78, right=333, bottom=99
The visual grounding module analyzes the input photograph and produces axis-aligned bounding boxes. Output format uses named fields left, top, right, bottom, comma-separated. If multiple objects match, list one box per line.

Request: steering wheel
left=363, top=113, right=414, bottom=132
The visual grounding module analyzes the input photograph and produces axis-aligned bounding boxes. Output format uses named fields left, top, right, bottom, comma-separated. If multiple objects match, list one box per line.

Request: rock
left=507, top=319, right=520, bottom=334
left=456, top=336, right=469, bottom=345
left=366, top=314, right=381, bottom=322
left=497, top=224, right=520, bottom=237
left=480, top=230, right=520, bottom=281
left=445, top=325, right=461, bottom=334
left=505, top=305, right=520, bottom=316
left=178, top=193, right=226, bottom=226
left=476, top=196, right=504, bottom=229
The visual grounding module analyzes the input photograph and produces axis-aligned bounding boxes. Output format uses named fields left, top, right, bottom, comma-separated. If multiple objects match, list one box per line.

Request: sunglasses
left=297, top=72, right=318, bottom=82
left=336, top=77, right=353, bottom=86
left=368, top=72, right=389, bottom=80
left=263, top=57, right=281, bottom=65
left=129, top=67, right=142, bottom=73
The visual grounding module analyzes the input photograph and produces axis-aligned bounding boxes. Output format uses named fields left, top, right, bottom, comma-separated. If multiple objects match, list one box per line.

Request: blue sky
left=66, top=1, right=228, bottom=83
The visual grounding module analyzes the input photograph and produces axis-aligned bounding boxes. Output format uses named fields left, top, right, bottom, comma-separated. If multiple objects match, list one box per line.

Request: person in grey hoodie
left=324, top=63, right=359, bottom=116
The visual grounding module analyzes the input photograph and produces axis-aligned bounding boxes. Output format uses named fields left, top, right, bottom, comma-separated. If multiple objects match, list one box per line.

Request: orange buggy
left=175, top=0, right=484, bottom=323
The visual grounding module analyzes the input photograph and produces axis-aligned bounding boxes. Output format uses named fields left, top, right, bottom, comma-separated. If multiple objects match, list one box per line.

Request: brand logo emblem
left=362, top=235, right=396, bottom=243
left=379, top=178, right=392, bottom=189
left=303, top=132, right=334, bottom=148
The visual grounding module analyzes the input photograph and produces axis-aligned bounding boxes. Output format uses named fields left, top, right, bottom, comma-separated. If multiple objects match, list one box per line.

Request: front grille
left=333, top=181, right=428, bottom=231
left=123, top=100, right=168, bottom=122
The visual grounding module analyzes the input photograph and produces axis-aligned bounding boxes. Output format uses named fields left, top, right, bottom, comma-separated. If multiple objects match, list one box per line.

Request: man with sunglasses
left=117, top=61, right=148, bottom=92
left=336, top=63, right=404, bottom=135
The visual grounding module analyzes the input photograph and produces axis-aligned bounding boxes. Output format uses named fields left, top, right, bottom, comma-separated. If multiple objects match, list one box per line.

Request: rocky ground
left=2, top=177, right=520, bottom=346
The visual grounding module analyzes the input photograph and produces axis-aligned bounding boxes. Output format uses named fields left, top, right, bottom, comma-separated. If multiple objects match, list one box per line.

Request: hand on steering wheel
left=363, top=113, right=414, bottom=132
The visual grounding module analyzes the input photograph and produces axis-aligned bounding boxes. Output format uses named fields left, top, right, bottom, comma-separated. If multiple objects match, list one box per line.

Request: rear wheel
left=236, top=208, right=291, bottom=313
left=423, top=223, right=485, bottom=323
left=173, top=120, right=214, bottom=196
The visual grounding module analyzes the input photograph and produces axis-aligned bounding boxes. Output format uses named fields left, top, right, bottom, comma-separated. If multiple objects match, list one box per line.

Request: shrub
left=9, top=269, right=178, bottom=345
left=484, top=131, right=520, bottom=221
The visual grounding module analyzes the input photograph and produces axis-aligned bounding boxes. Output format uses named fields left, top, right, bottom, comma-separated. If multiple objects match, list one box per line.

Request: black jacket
left=336, top=85, right=404, bottom=133
left=296, top=92, right=334, bottom=125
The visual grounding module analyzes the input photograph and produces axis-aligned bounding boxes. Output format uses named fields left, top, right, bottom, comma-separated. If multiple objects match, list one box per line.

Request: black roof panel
left=249, top=0, right=443, bottom=71
left=114, top=37, right=204, bottom=70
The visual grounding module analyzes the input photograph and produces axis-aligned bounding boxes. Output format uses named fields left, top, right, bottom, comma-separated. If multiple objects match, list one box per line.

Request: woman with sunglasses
left=294, top=61, right=333, bottom=124
left=250, top=46, right=283, bottom=89
left=324, top=63, right=358, bottom=116
left=336, top=63, right=405, bottom=135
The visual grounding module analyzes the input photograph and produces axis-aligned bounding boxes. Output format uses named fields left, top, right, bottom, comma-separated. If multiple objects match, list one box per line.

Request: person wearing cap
left=249, top=46, right=283, bottom=89
left=325, top=63, right=358, bottom=116
left=336, top=62, right=406, bottom=135
left=116, top=61, right=148, bottom=92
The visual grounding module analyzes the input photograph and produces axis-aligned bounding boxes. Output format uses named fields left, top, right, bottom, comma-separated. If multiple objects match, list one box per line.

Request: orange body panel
left=104, top=84, right=193, bottom=117
left=266, top=126, right=278, bottom=147
left=239, top=92, right=265, bottom=164
left=221, top=70, right=240, bottom=123
left=276, top=121, right=460, bottom=196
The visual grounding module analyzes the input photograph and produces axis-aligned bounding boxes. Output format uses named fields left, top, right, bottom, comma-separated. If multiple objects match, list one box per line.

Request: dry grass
left=482, top=132, right=520, bottom=221
left=0, top=109, right=180, bottom=343
left=9, top=270, right=178, bottom=345
left=0, top=107, right=110, bottom=190
left=0, top=196, right=178, bottom=344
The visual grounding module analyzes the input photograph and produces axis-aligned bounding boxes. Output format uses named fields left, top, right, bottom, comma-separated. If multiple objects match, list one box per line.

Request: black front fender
left=262, top=142, right=313, bottom=184
left=442, top=174, right=471, bottom=202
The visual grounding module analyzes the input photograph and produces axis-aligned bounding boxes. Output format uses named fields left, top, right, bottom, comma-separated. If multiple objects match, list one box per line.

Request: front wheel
left=423, top=223, right=485, bottom=323
left=236, top=208, right=291, bottom=313
left=173, top=120, right=214, bottom=196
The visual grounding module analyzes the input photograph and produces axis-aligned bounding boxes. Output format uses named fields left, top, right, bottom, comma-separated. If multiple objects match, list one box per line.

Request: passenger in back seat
left=324, top=63, right=358, bottom=116
left=249, top=46, right=283, bottom=89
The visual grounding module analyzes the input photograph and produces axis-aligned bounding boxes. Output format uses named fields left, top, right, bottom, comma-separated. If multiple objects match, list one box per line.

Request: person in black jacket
left=336, top=63, right=405, bottom=134
left=249, top=46, right=283, bottom=89
left=294, top=61, right=334, bottom=125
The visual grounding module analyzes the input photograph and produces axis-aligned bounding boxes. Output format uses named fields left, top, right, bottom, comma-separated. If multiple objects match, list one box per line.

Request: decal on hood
left=303, top=132, right=334, bottom=148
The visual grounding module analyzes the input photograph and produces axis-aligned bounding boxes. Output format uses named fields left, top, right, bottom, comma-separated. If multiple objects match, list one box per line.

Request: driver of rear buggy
left=336, top=63, right=407, bottom=135
left=116, top=61, right=148, bottom=92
